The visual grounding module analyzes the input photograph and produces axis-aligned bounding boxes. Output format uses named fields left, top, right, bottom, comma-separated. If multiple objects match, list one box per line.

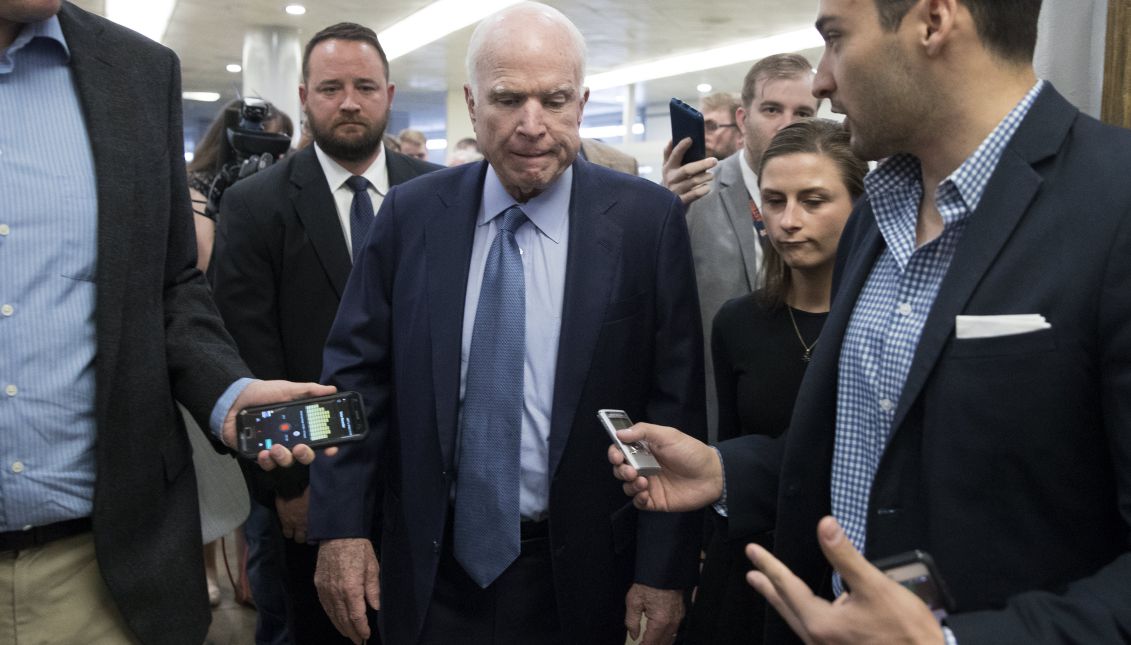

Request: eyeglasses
left=704, top=121, right=738, bottom=132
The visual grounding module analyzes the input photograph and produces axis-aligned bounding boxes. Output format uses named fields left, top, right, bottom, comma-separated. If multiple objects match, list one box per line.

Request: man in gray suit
left=686, top=54, right=818, bottom=437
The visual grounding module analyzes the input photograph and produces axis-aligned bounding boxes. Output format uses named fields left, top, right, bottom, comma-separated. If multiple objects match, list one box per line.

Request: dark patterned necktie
left=453, top=205, right=528, bottom=588
left=345, top=175, right=374, bottom=262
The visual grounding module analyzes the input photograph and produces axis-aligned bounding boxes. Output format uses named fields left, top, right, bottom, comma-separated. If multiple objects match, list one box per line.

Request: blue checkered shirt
left=830, top=81, right=1046, bottom=595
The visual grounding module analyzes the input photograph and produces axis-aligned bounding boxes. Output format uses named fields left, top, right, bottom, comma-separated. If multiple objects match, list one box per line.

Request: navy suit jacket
left=720, top=85, right=1131, bottom=643
left=310, top=157, right=706, bottom=644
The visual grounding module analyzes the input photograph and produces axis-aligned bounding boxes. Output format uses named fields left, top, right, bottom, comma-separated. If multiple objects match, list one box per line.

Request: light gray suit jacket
left=685, top=152, right=762, bottom=439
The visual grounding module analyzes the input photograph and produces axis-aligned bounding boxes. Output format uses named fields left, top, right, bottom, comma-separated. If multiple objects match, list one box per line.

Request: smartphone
left=236, top=391, right=368, bottom=458
left=597, top=409, right=662, bottom=476
left=872, top=550, right=956, bottom=621
left=669, top=98, right=706, bottom=164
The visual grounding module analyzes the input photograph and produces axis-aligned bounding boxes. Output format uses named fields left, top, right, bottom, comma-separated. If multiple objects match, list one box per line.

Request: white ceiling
left=71, top=0, right=826, bottom=137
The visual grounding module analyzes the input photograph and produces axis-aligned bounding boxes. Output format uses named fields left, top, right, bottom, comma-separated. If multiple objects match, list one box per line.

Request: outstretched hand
left=607, top=422, right=724, bottom=513
left=746, top=516, right=945, bottom=644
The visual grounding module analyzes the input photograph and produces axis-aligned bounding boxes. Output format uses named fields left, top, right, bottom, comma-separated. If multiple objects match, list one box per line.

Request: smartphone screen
left=237, top=392, right=367, bottom=457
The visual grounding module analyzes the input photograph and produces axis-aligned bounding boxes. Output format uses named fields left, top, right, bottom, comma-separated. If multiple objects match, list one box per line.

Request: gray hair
left=465, top=2, right=588, bottom=96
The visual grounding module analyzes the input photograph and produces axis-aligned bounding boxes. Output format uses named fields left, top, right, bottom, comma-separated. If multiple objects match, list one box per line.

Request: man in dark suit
left=211, top=22, right=440, bottom=644
left=0, top=2, right=331, bottom=644
left=612, top=0, right=1131, bottom=642
left=308, top=4, right=705, bottom=645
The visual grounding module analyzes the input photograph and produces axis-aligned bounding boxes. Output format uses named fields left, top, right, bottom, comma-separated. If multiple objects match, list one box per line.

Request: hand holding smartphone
left=872, top=550, right=955, bottom=621
left=236, top=391, right=369, bottom=459
left=598, top=409, right=662, bottom=476
left=669, top=98, right=707, bottom=164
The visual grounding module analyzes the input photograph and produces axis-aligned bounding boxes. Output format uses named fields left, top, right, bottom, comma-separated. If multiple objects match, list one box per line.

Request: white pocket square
left=955, top=314, right=1051, bottom=339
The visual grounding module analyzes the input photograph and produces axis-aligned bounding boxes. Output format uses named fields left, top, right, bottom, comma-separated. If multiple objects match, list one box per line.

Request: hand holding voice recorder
left=598, top=409, right=662, bottom=476
left=236, top=391, right=369, bottom=459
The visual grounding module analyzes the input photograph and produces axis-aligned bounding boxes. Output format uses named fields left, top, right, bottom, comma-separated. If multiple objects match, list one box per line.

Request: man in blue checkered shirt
left=611, top=0, right=1131, bottom=642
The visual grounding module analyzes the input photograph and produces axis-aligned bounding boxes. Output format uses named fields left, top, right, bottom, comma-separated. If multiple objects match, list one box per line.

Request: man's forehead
left=816, top=0, right=866, bottom=30
left=756, top=77, right=816, bottom=105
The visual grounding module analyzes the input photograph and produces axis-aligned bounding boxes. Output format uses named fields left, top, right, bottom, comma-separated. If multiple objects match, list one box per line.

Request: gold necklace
left=787, top=306, right=819, bottom=362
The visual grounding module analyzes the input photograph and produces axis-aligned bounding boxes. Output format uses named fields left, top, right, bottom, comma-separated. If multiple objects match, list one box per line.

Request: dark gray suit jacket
left=685, top=152, right=762, bottom=438
left=56, top=4, right=251, bottom=644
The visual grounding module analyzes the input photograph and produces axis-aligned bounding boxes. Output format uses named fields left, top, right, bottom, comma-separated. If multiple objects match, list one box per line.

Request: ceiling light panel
left=585, top=28, right=824, bottom=91
left=379, top=0, right=524, bottom=61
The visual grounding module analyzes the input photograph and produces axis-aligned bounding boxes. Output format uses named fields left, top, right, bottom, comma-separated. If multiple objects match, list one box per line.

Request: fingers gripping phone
left=669, top=98, right=707, bottom=164
left=597, top=409, right=662, bottom=477
left=872, top=550, right=956, bottom=621
left=237, top=391, right=369, bottom=459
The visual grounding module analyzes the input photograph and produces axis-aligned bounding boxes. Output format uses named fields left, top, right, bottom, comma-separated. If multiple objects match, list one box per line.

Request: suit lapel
left=290, top=147, right=352, bottom=297
left=889, top=87, right=1075, bottom=432
left=385, top=148, right=414, bottom=186
left=428, top=163, right=487, bottom=470
left=718, top=160, right=761, bottom=289
left=548, top=160, right=621, bottom=477
left=59, top=5, right=133, bottom=416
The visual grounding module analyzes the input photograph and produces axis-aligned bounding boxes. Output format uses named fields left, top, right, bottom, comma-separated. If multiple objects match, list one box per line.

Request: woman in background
left=687, top=119, right=868, bottom=644
left=186, top=99, right=293, bottom=272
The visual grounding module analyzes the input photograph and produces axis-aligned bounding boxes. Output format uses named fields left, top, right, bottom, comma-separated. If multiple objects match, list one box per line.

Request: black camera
left=227, top=97, right=292, bottom=160
left=203, top=98, right=293, bottom=220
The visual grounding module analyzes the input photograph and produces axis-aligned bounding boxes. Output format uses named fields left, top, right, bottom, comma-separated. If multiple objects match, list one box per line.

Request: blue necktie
left=453, top=205, right=528, bottom=588
left=345, top=175, right=374, bottom=262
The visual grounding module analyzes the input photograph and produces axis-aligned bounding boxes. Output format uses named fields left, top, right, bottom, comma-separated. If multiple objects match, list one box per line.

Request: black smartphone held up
left=597, top=409, right=662, bottom=476
left=669, top=98, right=707, bottom=164
left=872, top=550, right=956, bottom=621
left=236, top=391, right=369, bottom=459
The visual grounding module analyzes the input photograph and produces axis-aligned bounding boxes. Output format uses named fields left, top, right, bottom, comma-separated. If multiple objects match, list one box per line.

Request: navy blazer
left=310, top=157, right=707, bottom=644
left=720, top=85, right=1131, bottom=643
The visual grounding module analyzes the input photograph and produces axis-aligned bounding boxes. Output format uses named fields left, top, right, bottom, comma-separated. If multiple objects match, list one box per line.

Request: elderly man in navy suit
left=309, top=3, right=705, bottom=644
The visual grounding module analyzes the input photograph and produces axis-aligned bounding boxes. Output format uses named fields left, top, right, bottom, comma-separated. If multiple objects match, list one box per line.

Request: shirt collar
left=313, top=143, right=389, bottom=196
left=480, top=164, right=571, bottom=245
left=0, top=14, right=69, bottom=73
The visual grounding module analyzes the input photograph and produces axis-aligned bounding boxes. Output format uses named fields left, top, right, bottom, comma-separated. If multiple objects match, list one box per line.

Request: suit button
left=432, top=539, right=440, bottom=555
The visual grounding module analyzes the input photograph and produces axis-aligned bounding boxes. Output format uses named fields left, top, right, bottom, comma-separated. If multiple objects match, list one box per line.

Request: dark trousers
left=418, top=521, right=562, bottom=645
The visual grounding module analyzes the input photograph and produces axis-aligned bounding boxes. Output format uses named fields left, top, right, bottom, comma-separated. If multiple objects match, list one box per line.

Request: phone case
left=236, top=391, right=369, bottom=458
left=669, top=98, right=707, bottom=164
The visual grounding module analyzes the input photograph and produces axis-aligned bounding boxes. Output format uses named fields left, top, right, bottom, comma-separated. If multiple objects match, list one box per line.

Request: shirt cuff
left=210, top=377, right=255, bottom=440
left=942, top=626, right=957, bottom=645
left=711, top=445, right=728, bottom=517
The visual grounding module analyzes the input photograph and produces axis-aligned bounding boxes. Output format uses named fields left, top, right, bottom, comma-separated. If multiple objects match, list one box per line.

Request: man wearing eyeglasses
left=700, top=92, right=743, bottom=160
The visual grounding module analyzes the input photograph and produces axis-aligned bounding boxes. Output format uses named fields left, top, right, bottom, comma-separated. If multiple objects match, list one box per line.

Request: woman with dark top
left=687, top=119, right=868, bottom=644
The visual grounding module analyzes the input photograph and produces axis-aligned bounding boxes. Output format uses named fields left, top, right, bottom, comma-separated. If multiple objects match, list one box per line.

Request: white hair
left=464, top=2, right=588, bottom=96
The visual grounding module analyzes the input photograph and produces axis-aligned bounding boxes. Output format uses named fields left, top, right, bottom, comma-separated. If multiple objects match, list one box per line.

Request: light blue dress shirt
left=0, top=17, right=100, bottom=531
left=458, top=165, right=571, bottom=520
left=0, top=17, right=249, bottom=531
